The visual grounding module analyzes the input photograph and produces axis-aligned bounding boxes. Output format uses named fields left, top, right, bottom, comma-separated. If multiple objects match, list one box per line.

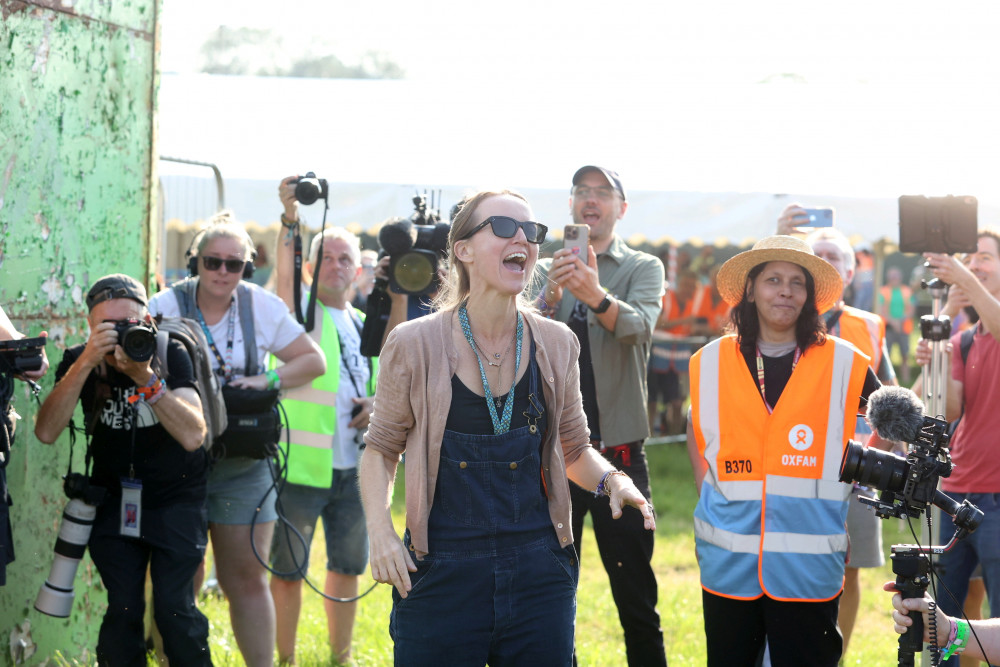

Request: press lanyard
left=196, top=297, right=237, bottom=381
left=755, top=344, right=800, bottom=414
left=458, top=304, right=523, bottom=435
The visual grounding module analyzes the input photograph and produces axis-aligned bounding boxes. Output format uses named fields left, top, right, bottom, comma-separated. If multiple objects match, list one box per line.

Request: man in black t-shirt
left=35, top=274, right=212, bottom=666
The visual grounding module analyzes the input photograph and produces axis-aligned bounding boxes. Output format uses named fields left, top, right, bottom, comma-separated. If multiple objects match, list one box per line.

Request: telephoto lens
left=34, top=499, right=98, bottom=618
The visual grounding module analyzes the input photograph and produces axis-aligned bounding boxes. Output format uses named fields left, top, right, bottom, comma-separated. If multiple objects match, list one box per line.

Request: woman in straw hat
left=685, top=235, right=881, bottom=666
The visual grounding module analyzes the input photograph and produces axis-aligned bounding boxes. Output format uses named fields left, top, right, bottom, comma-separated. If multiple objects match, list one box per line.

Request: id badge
left=120, top=477, right=142, bottom=538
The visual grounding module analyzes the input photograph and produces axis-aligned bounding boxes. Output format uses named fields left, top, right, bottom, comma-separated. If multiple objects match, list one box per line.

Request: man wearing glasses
left=538, top=166, right=668, bottom=666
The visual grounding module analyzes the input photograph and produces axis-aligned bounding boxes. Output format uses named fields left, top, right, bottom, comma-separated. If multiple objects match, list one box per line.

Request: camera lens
left=121, top=326, right=156, bottom=362
left=839, top=441, right=909, bottom=492
left=391, top=251, right=437, bottom=295
left=294, top=179, right=321, bottom=206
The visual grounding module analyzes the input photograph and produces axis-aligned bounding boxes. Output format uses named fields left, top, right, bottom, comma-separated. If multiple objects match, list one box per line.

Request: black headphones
left=185, top=228, right=257, bottom=280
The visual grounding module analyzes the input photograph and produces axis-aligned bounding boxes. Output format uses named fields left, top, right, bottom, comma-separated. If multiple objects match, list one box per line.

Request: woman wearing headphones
left=149, top=211, right=324, bottom=667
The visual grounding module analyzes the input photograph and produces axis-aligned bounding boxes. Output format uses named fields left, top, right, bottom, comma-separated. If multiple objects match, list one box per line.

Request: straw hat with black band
left=716, top=235, right=844, bottom=314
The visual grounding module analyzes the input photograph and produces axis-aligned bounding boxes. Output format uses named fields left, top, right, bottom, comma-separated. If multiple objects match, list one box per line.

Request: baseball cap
left=86, top=274, right=148, bottom=311
left=572, top=166, right=626, bottom=201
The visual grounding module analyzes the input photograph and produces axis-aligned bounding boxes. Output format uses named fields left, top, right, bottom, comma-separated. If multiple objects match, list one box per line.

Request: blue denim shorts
left=206, top=457, right=278, bottom=525
left=270, top=469, right=369, bottom=579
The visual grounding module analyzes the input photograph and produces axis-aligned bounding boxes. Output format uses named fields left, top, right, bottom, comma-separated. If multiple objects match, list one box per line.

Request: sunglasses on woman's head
left=201, top=255, right=246, bottom=273
left=459, top=216, right=548, bottom=244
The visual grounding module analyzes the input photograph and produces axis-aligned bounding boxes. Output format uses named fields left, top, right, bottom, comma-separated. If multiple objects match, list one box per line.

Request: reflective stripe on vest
left=690, top=335, right=867, bottom=601
left=272, top=304, right=377, bottom=488
left=836, top=307, right=882, bottom=438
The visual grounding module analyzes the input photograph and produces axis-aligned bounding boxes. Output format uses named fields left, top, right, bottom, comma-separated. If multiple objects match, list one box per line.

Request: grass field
left=173, top=442, right=950, bottom=666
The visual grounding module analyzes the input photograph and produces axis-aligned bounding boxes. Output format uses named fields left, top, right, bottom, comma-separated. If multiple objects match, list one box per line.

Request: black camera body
left=293, top=171, right=329, bottom=206
left=0, top=335, right=46, bottom=373
left=109, top=319, right=157, bottom=363
left=840, top=415, right=954, bottom=520
left=63, top=472, right=107, bottom=507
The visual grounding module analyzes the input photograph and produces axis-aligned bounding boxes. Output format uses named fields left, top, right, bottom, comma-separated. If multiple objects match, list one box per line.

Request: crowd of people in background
left=5, top=165, right=999, bottom=667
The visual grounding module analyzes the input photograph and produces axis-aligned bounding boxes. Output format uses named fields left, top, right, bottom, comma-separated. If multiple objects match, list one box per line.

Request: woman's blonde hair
left=432, top=189, right=540, bottom=313
left=195, top=210, right=256, bottom=260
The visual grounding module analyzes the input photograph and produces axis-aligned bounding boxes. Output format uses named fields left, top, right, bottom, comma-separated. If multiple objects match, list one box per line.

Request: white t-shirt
left=326, top=305, right=371, bottom=469
left=149, top=280, right=305, bottom=379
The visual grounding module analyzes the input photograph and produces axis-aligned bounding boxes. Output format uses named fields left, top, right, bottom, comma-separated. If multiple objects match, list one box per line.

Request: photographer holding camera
left=1, top=305, right=48, bottom=586
left=270, top=175, right=376, bottom=664
left=910, top=229, right=1000, bottom=666
left=34, top=274, right=212, bottom=665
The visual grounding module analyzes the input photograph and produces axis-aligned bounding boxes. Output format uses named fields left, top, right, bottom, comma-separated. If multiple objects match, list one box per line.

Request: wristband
left=266, top=369, right=282, bottom=390
left=280, top=213, right=299, bottom=229
left=146, top=383, right=167, bottom=405
left=941, top=619, right=970, bottom=660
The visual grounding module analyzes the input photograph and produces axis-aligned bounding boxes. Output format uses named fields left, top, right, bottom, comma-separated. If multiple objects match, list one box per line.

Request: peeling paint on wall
left=0, top=0, right=159, bottom=661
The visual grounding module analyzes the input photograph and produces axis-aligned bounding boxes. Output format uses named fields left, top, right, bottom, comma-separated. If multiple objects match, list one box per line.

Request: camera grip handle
left=896, top=574, right=925, bottom=656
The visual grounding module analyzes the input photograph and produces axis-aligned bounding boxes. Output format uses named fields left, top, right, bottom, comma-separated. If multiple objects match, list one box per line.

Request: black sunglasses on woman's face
left=201, top=255, right=247, bottom=273
left=459, top=216, right=548, bottom=244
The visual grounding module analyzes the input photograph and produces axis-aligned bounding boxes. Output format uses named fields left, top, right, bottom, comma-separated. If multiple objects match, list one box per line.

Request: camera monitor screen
left=898, top=195, right=978, bottom=255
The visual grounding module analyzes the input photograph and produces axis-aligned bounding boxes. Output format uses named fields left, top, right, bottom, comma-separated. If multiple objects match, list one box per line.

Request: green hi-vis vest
left=270, top=305, right=377, bottom=488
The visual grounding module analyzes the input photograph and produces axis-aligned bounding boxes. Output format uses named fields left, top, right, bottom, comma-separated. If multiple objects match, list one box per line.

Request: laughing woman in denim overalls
left=360, top=189, right=656, bottom=666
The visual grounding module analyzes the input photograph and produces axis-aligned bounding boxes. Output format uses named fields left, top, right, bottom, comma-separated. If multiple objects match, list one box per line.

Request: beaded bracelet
left=594, top=470, right=628, bottom=497
left=940, top=618, right=970, bottom=660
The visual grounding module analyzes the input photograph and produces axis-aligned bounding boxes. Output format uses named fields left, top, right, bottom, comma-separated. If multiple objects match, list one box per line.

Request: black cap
left=572, top=166, right=626, bottom=201
left=86, top=274, right=148, bottom=311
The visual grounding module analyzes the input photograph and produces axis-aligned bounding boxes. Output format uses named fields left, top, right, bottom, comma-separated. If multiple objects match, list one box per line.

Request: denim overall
left=390, top=347, right=579, bottom=666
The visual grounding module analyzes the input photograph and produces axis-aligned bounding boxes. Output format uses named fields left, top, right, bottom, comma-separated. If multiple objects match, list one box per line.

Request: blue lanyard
left=196, top=297, right=236, bottom=381
left=458, top=304, right=523, bottom=435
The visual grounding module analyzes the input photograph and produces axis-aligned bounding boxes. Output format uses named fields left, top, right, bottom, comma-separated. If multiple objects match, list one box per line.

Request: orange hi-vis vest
left=832, top=306, right=885, bottom=439
left=690, top=335, right=868, bottom=601
left=660, top=286, right=709, bottom=335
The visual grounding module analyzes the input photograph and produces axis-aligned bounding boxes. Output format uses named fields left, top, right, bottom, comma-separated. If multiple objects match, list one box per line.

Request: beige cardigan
left=363, top=308, right=591, bottom=558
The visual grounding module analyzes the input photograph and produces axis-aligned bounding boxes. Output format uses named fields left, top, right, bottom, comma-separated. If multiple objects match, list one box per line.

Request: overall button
left=557, top=522, right=564, bottom=529
left=561, top=536, right=568, bottom=543
left=459, top=461, right=467, bottom=469
left=509, top=462, right=518, bottom=470
left=409, top=544, right=415, bottom=551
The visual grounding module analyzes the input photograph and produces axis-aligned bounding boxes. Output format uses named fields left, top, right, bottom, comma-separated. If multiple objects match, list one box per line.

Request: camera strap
left=335, top=312, right=369, bottom=400
left=293, top=230, right=305, bottom=325
left=303, top=200, right=331, bottom=333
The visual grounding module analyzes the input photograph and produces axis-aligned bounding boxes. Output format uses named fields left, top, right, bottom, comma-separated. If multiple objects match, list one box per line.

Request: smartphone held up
left=800, top=207, right=834, bottom=227
left=563, top=224, right=589, bottom=256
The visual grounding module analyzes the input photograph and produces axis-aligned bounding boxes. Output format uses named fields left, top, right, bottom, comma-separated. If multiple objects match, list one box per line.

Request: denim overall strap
left=427, top=341, right=554, bottom=554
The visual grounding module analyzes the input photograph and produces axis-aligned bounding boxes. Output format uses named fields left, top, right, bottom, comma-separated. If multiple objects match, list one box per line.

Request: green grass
left=186, top=444, right=921, bottom=666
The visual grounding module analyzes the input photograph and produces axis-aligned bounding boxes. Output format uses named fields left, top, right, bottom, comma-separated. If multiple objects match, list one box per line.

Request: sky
left=158, top=0, right=1000, bottom=203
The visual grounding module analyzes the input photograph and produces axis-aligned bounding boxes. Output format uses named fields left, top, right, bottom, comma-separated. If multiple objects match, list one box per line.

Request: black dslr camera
left=107, top=319, right=157, bottom=363
left=0, top=335, right=46, bottom=374
left=292, top=171, right=329, bottom=206
left=63, top=471, right=107, bottom=507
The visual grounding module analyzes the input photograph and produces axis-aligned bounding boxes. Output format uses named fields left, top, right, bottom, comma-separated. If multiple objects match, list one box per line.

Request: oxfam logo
left=788, top=424, right=814, bottom=451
